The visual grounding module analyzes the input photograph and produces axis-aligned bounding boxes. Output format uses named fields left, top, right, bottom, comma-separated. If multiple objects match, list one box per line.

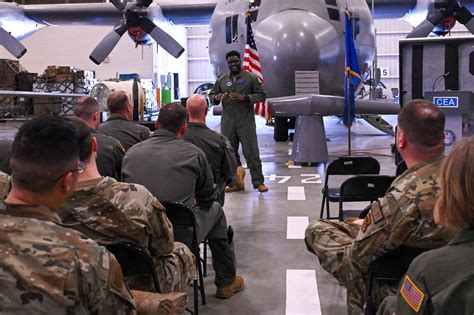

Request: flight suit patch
left=361, top=213, right=372, bottom=233
left=371, top=201, right=384, bottom=224
left=226, top=80, right=232, bottom=87
left=225, top=139, right=232, bottom=149
left=400, top=275, right=425, bottom=312
left=236, top=79, right=245, bottom=84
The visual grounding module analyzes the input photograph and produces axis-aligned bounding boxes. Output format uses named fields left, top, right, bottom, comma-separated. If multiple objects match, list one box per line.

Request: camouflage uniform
left=0, top=202, right=136, bottom=314
left=59, top=177, right=196, bottom=293
left=0, top=172, right=10, bottom=201
left=305, top=155, right=453, bottom=314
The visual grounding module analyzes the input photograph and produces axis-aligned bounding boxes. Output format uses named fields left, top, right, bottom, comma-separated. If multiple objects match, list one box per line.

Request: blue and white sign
left=433, top=96, right=459, bottom=108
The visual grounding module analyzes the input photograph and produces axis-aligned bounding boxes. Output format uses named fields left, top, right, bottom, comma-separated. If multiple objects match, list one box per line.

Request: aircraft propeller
left=89, top=0, right=185, bottom=65
left=407, top=0, right=474, bottom=38
left=0, top=27, right=27, bottom=59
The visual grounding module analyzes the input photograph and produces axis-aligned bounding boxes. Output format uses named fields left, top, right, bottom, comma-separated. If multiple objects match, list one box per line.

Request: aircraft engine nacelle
left=127, top=26, right=154, bottom=46
left=254, top=9, right=342, bottom=98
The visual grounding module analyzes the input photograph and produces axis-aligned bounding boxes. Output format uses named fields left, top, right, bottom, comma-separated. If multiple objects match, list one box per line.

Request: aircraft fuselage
left=208, top=0, right=375, bottom=98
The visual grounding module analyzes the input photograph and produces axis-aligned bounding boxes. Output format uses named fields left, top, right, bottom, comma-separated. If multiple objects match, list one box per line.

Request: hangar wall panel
left=186, top=25, right=215, bottom=96
left=0, top=25, right=154, bottom=80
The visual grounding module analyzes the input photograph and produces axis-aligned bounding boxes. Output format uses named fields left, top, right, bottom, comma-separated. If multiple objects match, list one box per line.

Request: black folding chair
left=338, top=175, right=395, bottom=221
left=106, top=242, right=161, bottom=293
left=364, top=246, right=429, bottom=315
left=396, top=160, right=408, bottom=177
left=161, top=200, right=206, bottom=315
left=320, top=156, right=381, bottom=219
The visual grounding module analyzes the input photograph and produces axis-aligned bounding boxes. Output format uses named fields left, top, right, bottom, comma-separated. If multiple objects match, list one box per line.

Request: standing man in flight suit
left=184, top=94, right=237, bottom=206
left=209, top=50, right=268, bottom=193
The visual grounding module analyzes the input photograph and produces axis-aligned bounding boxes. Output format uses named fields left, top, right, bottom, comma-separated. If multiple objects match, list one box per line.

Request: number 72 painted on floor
left=265, top=174, right=321, bottom=184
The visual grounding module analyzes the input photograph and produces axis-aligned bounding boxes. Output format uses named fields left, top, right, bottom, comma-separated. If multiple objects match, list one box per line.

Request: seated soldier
left=60, top=118, right=196, bottom=294
left=305, top=99, right=454, bottom=314
left=74, top=96, right=125, bottom=181
left=378, top=137, right=474, bottom=315
left=0, top=115, right=136, bottom=313
left=97, top=91, right=151, bottom=151
left=123, top=103, right=244, bottom=299
left=183, top=94, right=237, bottom=206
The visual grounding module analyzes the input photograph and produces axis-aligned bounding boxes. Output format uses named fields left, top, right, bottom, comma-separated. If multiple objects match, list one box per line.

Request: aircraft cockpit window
left=470, top=52, right=474, bottom=75
left=327, top=8, right=340, bottom=21
left=225, top=15, right=239, bottom=44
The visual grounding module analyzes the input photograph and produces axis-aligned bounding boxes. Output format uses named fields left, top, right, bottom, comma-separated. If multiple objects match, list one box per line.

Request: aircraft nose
left=254, top=10, right=341, bottom=97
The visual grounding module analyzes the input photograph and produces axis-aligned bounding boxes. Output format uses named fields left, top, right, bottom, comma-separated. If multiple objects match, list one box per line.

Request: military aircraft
left=0, top=0, right=473, bottom=159
left=0, top=0, right=215, bottom=62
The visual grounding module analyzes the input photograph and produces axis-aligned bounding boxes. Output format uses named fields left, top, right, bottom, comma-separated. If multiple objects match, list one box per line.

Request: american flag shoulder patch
left=400, top=275, right=425, bottom=312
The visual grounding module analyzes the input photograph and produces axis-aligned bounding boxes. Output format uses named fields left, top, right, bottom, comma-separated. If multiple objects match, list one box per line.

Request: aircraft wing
left=22, top=2, right=215, bottom=26
left=268, top=94, right=400, bottom=117
left=0, top=90, right=87, bottom=98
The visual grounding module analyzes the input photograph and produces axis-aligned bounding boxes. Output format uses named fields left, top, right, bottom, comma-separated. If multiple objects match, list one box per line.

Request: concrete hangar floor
left=0, top=113, right=398, bottom=315
left=199, top=113, right=397, bottom=315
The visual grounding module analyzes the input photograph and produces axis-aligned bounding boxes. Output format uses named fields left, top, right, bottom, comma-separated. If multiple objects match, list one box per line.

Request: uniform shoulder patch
left=371, top=201, right=385, bottom=224
left=400, top=275, right=425, bottom=312
left=110, top=257, right=124, bottom=292
left=361, top=213, right=372, bottom=233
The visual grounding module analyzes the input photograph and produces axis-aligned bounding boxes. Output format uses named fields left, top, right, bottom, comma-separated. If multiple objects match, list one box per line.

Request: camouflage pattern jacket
left=351, top=155, right=453, bottom=272
left=0, top=202, right=136, bottom=314
left=59, top=177, right=174, bottom=258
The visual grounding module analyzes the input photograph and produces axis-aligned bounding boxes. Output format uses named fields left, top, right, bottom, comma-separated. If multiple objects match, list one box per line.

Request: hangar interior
left=0, top=1, right=473, bottom=315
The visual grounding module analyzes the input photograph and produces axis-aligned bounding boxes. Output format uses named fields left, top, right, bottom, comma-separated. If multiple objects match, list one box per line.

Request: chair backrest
left=161, top=200, right=198, bottom=251
left=396, top=160, right=408, bottom=177
left=324, top=156, right=380, bottom=188
left=106, top=242, right=161, bottom=292
left=339, top=175, right=395, bottom=203
left=364, top=246, right=430, bottom=315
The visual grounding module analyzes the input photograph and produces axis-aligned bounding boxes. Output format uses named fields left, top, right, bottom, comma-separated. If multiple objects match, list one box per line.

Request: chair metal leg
left=197, top=255, right=206, bottom=305
left=326, top=195, right=331, bottom=219
left=193, top=278, right=199, bottom=315
left=202, top=239, right=207, bottom=277
left=319, top=194, right=326, bottom=218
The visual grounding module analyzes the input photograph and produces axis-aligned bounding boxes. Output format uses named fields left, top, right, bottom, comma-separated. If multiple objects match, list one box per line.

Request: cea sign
left=433, top=96, right=459, bottom=108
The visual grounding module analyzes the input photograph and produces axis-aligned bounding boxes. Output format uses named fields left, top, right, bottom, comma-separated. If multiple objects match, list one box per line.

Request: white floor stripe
left=288, top=186, right=306, bottom=200
left=287, top=216, right=309, bottom=239
left=286, top=269, right=322, bottom=315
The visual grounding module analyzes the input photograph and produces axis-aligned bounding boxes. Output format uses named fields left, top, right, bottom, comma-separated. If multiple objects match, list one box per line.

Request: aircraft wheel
left=274, top=117, right=289, bottom=142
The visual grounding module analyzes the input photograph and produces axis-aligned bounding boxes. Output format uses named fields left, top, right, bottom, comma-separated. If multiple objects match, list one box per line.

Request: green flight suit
left=209, top=69, right=266, bottom=187
left=378, top=230, right=474, bottom=315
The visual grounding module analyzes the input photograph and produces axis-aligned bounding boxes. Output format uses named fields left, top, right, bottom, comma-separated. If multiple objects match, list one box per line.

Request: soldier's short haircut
left=74, top=96, right=99, bottom=119
left=435, top=137, right=474, bottom=230
left=226, top=50, right=241, bottom=60
left=186, top=94, right=207, bottom=119
left=10, top=115, right=80, bottom=194
left=69, top=117, right=93, bottom=162
left=158, top=103, right=188, bottom=133
left=398, top=99, right=445, bottom=148
left=107, top=91, right=130, bottom=113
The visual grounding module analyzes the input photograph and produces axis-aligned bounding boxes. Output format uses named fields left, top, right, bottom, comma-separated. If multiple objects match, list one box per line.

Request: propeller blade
left=137, top=0, right=153, bottom=8
left=0, top=28, right=27, bottom=59
left=89, top=20, right=128, bottom=65
left=139, top=17, right=184, bottom=58
left=406, top=9, right=444, bottom=38
left=110, top=0, right=126, bottom=11
left=455, top=5, right=474, bottom=34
